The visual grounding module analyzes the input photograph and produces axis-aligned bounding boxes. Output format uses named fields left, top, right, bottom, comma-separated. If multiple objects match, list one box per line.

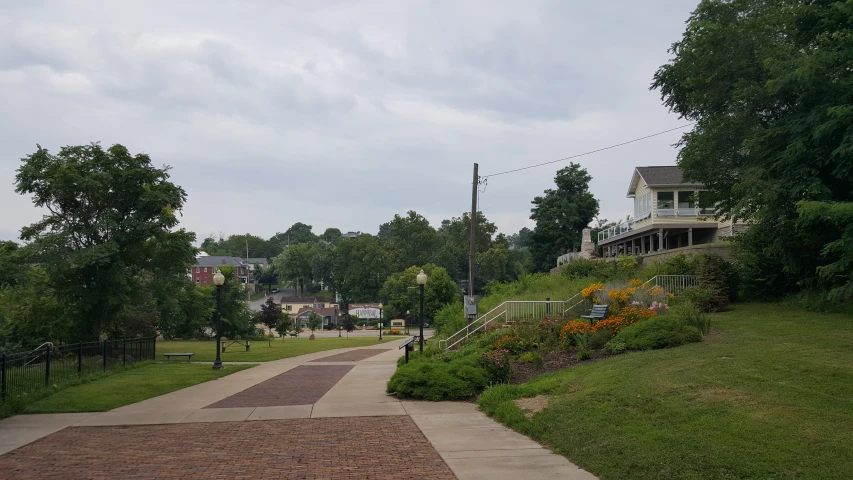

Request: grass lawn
left=23, top=362, right=254, bottom=414
left=157, top=336, right=402, bottom=362
left=478, top=303, right=853, bottom=480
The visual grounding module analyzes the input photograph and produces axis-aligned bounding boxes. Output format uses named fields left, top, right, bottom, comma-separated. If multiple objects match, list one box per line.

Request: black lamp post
left=212, top=271, right=225, bottom=370
left=416, top=269, right=428, bottom=352
left=338, top=325, right=342, bottom=337
left=378, top=321, right=383, bottom=342
left=405, top=310, right=410, bottom=335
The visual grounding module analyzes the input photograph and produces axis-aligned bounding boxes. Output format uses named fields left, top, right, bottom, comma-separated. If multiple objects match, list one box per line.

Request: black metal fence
left=0, top=336, right=156, bottom=402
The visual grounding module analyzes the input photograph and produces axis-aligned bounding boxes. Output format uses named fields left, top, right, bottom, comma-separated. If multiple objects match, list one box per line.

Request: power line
left=482, top=123, right=695, bottom=178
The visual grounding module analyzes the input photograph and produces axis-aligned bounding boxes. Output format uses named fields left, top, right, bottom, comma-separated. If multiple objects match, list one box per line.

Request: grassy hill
left=478, top=303, right=853, bottom=479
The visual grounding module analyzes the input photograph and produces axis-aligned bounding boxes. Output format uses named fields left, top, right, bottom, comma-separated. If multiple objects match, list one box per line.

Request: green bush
left=588, top=328, right=613, bottom=349
left=561, top=258, right=611, bottom=280
left=613, top=316, right=702, bottom=351
left=433, top=302, right=466, bottom=335
left=603, top=340, right=627, bottom=354
left=678, top=285, right=728, bottom=313
left=670, top=301, right=711, bottom=336
left=577, top=348, right=594, bottom=360
left=641, top=253, right=702, bottom=277
left=387, top=353, right=491, bottom=401
left=518, top=351, right=544, bottom=368
left=697, top=254, right=738, bottom=309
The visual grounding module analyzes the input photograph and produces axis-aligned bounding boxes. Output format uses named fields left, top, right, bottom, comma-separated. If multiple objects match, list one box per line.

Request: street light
left=406, top=310, right=410, bottom=335
left=378, top=303, right=384, bottom=342
left=212, top=270, right=225, bottom=370
left=416, top=269, right=428, bottom=352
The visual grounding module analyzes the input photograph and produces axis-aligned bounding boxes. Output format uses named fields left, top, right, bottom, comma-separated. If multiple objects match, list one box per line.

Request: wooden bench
left=580, top=304, right=609, bottom=325
left=222, top=340, right=250, bottom=352
left=163, top=353, right=194, bottom=362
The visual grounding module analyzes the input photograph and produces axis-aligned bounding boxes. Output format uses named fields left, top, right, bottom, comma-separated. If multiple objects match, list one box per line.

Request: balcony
left=598, top=222, right=634, bottom=242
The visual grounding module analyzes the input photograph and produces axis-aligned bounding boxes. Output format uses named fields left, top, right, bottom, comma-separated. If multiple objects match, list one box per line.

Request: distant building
left=191, top=256, right=251, bottom=288
left=597, top=166, right=746, bottom=257
left=294, top=306, right=340, bottom=328
left=280, top=297, right=340, bottom=314
left=341, top=231, right=361, bottom=239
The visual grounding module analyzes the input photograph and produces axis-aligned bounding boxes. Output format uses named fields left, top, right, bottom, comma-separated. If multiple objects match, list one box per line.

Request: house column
left=688, top=228, right=693, bottom=246
left=658, top=228, right=664, bottom=251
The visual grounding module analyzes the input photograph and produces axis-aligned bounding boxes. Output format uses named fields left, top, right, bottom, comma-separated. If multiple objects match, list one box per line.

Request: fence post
left=45, top=344, right=51, bottom=387
left=546, top=297, right=551, bottom=315
left=103, top=340, right=107, bottom=371
left=77, top=341, right=83, bottom=374
left=152, top=336, right=156, bottom=361
left=1, top=353, right=6, bottom=401
left=122, top=339, right=127, bottom=367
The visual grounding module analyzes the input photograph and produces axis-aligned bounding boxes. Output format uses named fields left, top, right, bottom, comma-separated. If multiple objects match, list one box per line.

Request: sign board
left=464, top=295, right=478, bottom=317
left=349, top=307, right=380, bottom=319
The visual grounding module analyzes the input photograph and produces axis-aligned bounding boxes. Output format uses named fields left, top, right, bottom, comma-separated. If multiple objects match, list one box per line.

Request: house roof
left=194, top=256, right=247, bottom=266
left=246, top=257, right=268, bottom=265
left=627, top=166, right=702, bottom=197
left=295, top=306, right=339, bottom=317
left=280, top=297, right=319, bottom=304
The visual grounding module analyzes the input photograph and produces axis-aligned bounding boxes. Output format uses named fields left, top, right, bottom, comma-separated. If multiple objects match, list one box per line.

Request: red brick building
left=191, top=256, right=250, bottom=286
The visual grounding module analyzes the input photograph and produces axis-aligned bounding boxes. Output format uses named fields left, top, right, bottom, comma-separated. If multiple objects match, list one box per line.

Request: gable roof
left=280, top=297, right=319, bottom=304
left=194, top=256, right=246, bottom=266
left=627, top=166, right=702, bottom=197
left=295, top=306, right=339, bottom=317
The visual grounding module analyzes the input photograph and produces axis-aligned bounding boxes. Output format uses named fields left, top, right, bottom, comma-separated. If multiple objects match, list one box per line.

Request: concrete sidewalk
left=0, top=337, right=596, bottom=479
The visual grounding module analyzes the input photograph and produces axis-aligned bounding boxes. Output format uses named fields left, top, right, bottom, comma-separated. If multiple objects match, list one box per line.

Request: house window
left=195, top=267, right=200, bottom=273
left=677, top=191, right=697, bottom=216
left=195, top=277, right=200, bottom=283
left=657, top=192, right=674, bottom=209
left=286, top=305, right=292, bottom=311
left=698, top=191, right=716, bottom=215
left=204, top=267, right=208, bottom=273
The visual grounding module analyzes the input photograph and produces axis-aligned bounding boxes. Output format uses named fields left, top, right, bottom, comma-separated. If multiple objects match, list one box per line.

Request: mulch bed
left=510, top=349, right=614, bottom=384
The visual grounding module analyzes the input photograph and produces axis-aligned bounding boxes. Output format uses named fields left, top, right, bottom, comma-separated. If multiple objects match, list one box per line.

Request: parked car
left=271, top=288, right=279, bottom=293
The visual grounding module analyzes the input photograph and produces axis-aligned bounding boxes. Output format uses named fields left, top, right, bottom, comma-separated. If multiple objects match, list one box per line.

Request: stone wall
left=639, top=242, right=734, bottom=265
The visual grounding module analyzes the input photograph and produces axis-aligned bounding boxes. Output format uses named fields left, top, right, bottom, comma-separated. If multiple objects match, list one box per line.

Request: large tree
left=381, top=211, right=439, bottom=271
left=528, top=163, right=599, bottom=272
left=15, top=143, right=197, bottom=339
left=652, top=0, right=853, bottom=298
left=331, top=234, right=391, bottom=304
left=380, top=264, right=459, bottom=323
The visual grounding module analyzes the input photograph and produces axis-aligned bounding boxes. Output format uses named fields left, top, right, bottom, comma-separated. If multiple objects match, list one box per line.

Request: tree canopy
left=14, top=143, right=197, bottom=339
left=380, top=264, right=459, bottom=322
left=528, top=163, right=599, bottom=272
left=652, top=0, right=853, bottom=298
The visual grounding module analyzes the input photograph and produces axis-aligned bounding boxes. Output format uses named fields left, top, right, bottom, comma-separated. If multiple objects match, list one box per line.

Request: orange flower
left=582, top=282, right=604, bottom=298
left=560, top=321, right=592, bottom=340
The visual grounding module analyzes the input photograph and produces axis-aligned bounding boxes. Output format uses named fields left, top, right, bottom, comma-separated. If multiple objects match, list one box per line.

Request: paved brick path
left=0, top=417, right=457, bottom=480
left=309, top=349, right=389, bottom=362
left=204, top=365, right=353, bottom=408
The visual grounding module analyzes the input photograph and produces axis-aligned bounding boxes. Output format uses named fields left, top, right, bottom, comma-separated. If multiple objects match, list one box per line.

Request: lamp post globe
left=212, top=270, right=225, bottom=370
left=416, top=269, right=427, bottom=352
left=378, top=303, right=384, bottom=342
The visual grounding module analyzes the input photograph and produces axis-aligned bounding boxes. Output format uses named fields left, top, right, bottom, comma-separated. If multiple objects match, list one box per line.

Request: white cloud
left=0, top=0, right=698, bottom=242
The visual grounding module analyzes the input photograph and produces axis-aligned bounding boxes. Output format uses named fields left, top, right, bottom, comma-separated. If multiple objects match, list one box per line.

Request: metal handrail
left=440, top=291, right=586, bottom=351
left=23, top=342, right=53, bottom=367
left=640, top=275, right=699, bottom=293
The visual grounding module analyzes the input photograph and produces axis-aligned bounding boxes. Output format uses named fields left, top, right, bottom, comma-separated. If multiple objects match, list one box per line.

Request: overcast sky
left=0, top=0, right=697, bottom=243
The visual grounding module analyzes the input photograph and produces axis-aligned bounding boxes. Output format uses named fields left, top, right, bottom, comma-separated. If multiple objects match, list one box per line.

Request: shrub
left=679, top=285, right=728, bottom=313
left=699, top=254, right=740, bottom=302
left=481, top=349, right=512, bottom=383
left=613, top=315, right=702, bottom=351
left=588, top=328, right=613, bottom=349
left=561, top=259, right=610, bottom=280
left=603, top=340, right=627, bottom=354
left=387, top=353, right=490, bottom=401
left=517, top=351, right=544, bottom=368
left=560, top=321, right=592, bottom=346
left=388, top=330, right=401, bottom=335
left=670, top=301, right=711, bottom=336
left=577, top=348, right=594, bottom=361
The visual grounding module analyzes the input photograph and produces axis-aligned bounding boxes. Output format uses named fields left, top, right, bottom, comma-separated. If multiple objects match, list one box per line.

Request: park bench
left=222, top=340, right=250, bottom=352
left=288, top=332, right=299, bottom=338
left=163, top=353, right=194, bottom=362
left=580, top=304, right=609, bottom=325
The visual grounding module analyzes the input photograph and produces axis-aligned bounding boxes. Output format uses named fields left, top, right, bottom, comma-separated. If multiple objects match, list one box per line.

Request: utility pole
left=467, top=163, right=479, bottom=332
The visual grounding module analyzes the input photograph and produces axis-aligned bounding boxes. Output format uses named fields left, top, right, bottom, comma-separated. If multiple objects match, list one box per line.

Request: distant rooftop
left=628, top=166, right=702, bottom=197
left=194, top=256, right=247, bottom=266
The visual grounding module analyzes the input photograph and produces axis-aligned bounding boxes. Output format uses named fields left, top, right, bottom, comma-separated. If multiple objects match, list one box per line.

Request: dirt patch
left=514, top=395, right=551, bottom=418
left=511, top=349, right=614, bottom=384
left=698, top=387, right=755, bottom=405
